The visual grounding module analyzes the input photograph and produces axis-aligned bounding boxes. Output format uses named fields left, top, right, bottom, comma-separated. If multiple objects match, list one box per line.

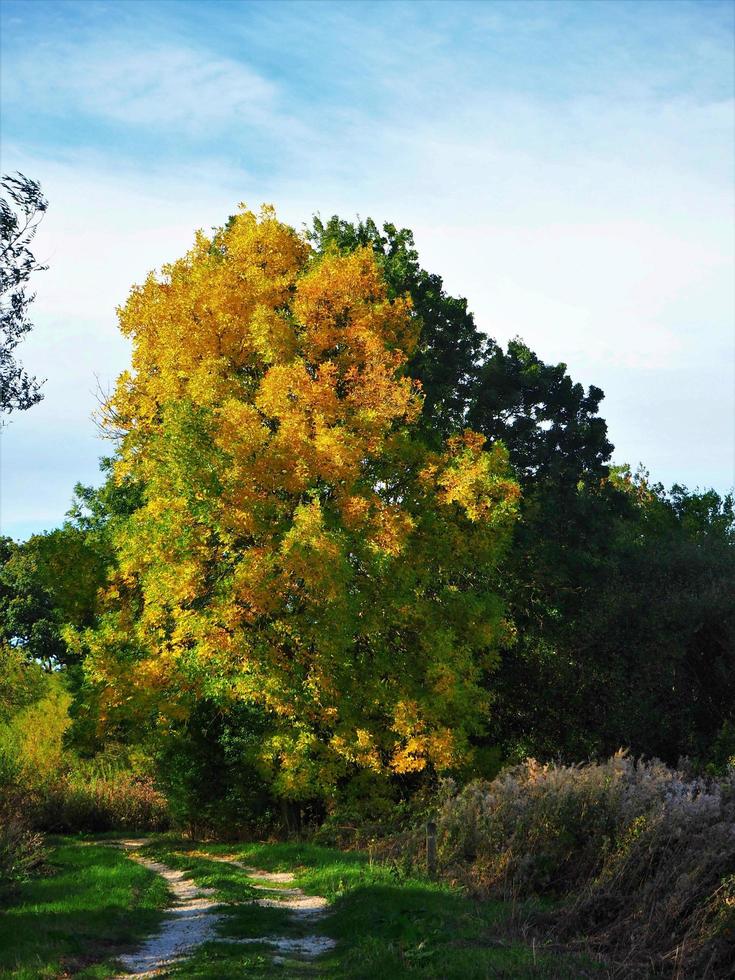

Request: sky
left=0, top=0, right=733, bottom=540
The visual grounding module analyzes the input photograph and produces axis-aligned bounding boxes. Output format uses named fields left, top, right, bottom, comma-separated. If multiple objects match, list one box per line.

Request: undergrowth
left=419, top=753, right=735, bottom=978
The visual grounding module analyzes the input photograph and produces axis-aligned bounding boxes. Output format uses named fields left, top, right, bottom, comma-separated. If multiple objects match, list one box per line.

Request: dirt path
left=114, top=839, right=223, bottom=976
left=114, top=840, right=336, bottom=976
left=204, top=857, right=335, bottom=963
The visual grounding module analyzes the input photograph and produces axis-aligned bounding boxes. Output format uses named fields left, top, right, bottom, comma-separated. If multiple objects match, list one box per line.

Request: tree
left=0, top=173, right=47, bottom=415
left=487, top=473, right=735, bottom=765
left=467, top=338, right=612, bottom=489
left=84, top=207, right=520, bottom=800
left=0, top=528, right=106, bottom=669
left=308, top=216, right=613, bottom=486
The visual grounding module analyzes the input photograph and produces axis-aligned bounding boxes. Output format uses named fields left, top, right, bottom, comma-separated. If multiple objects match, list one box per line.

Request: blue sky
left=1, top=0, right=733, bottom=539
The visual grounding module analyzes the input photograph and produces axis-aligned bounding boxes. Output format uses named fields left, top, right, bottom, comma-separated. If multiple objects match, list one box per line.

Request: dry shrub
left=0, top=815, right=46, bottom=898
left=36, top=771, right=169, bottom=833
left=433, top=753, right=735, bottom=977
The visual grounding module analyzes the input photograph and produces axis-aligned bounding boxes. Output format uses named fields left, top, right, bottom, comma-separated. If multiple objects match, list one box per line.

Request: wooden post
left=426, top=819, right=437, bottom=879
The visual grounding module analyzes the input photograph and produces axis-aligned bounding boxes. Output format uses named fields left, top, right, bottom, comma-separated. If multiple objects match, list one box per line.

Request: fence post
left=426, top=819, right=437, bottom=879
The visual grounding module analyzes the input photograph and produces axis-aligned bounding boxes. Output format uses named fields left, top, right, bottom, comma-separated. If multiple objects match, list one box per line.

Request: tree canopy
left=82, top=207, right=520, bottom=798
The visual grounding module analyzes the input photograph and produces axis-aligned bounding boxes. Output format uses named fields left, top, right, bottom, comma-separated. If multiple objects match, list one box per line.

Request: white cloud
left=5, top=41, right=278, bottom=133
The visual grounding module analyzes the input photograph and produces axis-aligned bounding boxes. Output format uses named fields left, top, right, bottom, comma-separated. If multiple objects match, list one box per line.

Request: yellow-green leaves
left=90, top=206, right=520, bottom=797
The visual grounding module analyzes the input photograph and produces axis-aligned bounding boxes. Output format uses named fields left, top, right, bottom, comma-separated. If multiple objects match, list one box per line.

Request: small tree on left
left=0, top=173, right=47, bottom=415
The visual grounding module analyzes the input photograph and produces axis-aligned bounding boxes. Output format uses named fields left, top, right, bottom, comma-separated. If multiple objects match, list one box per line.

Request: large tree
left=0, top=173, right=47, bottom=415
left=84, top=208, right=519, bottom=799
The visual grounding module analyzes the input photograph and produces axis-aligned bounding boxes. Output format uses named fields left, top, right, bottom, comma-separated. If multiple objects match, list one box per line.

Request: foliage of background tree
left=310, top=215, right=734, bottom=772
left=0, top=173, right=47, bottom=415
left=155, top=698, right=276, bottom=837
left=309, top=216, right=613, bottom=484
left=490, top=476, right=735, bottom=763
left=0, top=530, right=104, bottom=669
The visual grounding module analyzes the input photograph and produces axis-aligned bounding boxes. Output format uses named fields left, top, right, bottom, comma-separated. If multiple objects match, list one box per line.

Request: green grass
left=0, top=837, right=169, bottom=978
left=144, top=838, right=600, bottom=979
left=1, top=835, right=601, bottom=978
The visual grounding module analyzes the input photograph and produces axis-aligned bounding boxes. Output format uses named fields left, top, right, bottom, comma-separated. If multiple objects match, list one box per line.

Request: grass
left=142, top=838, right=600, bottom=979
left=0, top=835, right=601, bottom=978
left=0, top=836, right=170, bottom=978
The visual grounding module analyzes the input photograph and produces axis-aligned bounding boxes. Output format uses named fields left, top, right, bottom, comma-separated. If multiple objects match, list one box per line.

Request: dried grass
left=429, top=753, right=734, bottom=977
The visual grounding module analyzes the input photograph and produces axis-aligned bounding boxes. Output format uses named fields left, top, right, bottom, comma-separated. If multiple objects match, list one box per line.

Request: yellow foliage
left=87, top=206, right=521, bottom=796
left=0, top=678, right=71, bottom=789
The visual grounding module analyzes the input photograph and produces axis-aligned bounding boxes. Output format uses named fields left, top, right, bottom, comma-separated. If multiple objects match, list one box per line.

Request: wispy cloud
left=5, top=40, right=279, bottom=133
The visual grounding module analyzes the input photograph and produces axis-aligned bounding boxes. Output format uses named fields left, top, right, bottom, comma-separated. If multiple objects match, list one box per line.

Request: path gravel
left=114, top=840, right=336, bottom=976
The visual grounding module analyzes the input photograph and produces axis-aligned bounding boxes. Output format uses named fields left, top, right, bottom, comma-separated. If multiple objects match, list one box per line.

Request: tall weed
left=36, top=768, right=169, bottom=833
left=432, top=753, right=735, bottom=977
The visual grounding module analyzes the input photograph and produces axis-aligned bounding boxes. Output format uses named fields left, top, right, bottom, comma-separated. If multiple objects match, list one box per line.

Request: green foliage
left=490, top=475, right=735, bottom=765
left=708, top=721, right=735, bottom=776
left=467, top=338, right=612, bottom=488
left=0, top=456, right=141, bottom=673
left=0, top=528, right=105, bottom=667
left=0, top=673, right=71, bottom=791
left=66, top=456, right=145, bottom=535
left=0, top=648, right=51, bottom=896
left=0, top=652, right=168, bottom=836
left=0, top=643, right=48, bottom=723
left=155, top=699, right=276, bottom=837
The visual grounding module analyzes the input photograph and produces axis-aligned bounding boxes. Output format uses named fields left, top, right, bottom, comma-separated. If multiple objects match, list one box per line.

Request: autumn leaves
left=87, top=207, right=520, bottom=798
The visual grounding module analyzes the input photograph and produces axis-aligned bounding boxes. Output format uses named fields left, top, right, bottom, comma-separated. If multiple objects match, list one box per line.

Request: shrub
left=431, top=753, right=735, bottom=977
left=154, top=700, right=276, bottom=839
left=0, top=812, right=46, bottom=898
left=36, top=770, right=169, bottom=833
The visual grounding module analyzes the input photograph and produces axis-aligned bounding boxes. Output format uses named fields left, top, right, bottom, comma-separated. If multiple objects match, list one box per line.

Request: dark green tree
left=467, top=338, right=612, bottom=488
left=309, top=216, right=612, bottom=484
left=0, top=529, right=105, bottom=668
left=155, top=699, right=277, bottom=837
left=489, top=475, right=735, bottom=765
left=310, top=213, right=735, bottom=771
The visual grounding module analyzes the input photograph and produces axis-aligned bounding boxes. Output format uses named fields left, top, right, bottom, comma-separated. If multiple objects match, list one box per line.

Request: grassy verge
left=142, top=838, right=600, bottom=979
left=0, top=836, right=169, bottom=979
left=1, top=835, right=601, bottom=978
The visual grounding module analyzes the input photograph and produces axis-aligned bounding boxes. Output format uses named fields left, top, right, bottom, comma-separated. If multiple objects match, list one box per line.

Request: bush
left=154, top=700, right=277, bottom=839
left=0, top=805, right=46, bottom=899
left=431, top=753, right=735, bottom=977
left=0, top=659, right=168, bottom=834
left=35, top=770, right=169, bottom=833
